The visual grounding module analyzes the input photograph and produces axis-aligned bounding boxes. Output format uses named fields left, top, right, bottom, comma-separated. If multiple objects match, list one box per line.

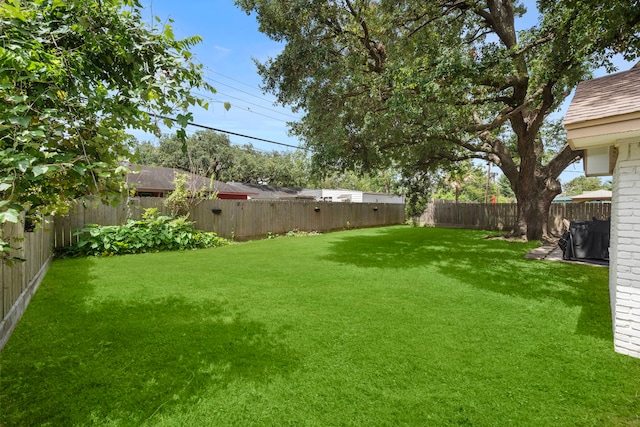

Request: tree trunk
left=512, top=174, right=562, bottom=242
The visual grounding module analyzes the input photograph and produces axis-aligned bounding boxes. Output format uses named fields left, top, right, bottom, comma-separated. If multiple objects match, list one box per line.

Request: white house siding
left=611, top=140, right=640, bottom=358
left=298, top=189, right=404, bottom=204
left=319, top=190, right=363, bottom=202
left=297, top=189, right=363, bottom=202
left=297, top=189, right=322, bottom=200
left=362, top=192, right=405, bottom=204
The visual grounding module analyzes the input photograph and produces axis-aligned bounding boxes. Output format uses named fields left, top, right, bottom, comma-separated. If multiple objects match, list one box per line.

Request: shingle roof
left=564, top=66, right=640, bottom=125
left=227, top=182, right=309, bottom=199
left=126, top=165, right=252, bottom=195
left=571, top=189, right=612, bottom=203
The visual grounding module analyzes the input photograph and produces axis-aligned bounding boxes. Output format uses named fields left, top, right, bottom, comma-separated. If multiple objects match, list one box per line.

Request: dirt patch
left=484, top=233, right=560, bottom=246
left=483, top=233, right=528, bottom=243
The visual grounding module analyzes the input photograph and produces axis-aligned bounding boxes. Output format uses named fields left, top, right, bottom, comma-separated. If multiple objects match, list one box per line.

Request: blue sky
left=137, top=0, right=303, bottom=152
left=139, top=0, right=634, bottom=184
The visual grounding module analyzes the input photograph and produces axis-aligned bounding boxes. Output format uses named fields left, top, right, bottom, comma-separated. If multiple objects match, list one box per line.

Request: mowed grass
left=1, top=226, right=639, bottom=426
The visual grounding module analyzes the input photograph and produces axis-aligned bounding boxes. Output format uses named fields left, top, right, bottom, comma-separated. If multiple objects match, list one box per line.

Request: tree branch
left=469, top=83, right=548, bottom=133
left=344, top=0, right=386, bottom=73
left=543, top=144, right=583, bottom=180
left=513, top=32, right=555, bottom=56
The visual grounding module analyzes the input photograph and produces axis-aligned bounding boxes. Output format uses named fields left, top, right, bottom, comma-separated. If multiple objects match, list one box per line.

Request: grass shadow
left=322, top=226, right=612, bottom=340
left=0, top=259, right=298, bottom=426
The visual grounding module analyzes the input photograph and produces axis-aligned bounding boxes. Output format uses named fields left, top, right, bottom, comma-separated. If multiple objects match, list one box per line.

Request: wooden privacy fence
left=54, top=198, right=407, bottom=248
left=419, top=200, right=611, bottom=235
left=3, top=198, right=403, bottom=349
left=1, top=216, right=54, bottom=350
left=3, top=196, right=610, bottom=350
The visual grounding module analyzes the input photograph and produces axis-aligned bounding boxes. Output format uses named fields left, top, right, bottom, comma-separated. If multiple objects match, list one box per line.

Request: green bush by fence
left=1, top=198, right=405, bottom=349
left=53, top=198, right=406, bottom=247
left=2, top=198, right=610, bottom=350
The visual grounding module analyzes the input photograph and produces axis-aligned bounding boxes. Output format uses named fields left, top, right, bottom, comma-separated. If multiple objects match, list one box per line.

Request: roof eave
left=565, top=112, right=640, bottom=150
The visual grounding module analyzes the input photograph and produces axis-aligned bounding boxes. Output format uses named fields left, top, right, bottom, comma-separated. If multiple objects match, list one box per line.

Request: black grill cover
left=560, top=219, right=610, bottom=261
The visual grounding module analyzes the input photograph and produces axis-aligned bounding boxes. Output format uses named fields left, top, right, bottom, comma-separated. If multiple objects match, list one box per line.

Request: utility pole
left=484, top=162, right=491, bottom=203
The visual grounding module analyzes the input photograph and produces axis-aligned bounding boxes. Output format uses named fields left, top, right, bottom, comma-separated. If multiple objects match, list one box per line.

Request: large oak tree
left=238, top=0, right=640, bottom=240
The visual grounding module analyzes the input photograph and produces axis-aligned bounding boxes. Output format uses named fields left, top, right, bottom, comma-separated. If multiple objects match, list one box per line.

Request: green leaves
left=0, top=0, right=27, bottom=22
left=0, top=201, right=20, bottom=223
left=133, top=130, right=311, bottom=187
left=0, top=209, right=20, bottom=224
left=8, top=116, right=31, bottom=128
left=0, top=0, right=214, bottom=232
left=240, top=0, right=640, bottom=239
left=176, top=113, right=192, bottom=128
left=64, top=209, right=229, bottom=257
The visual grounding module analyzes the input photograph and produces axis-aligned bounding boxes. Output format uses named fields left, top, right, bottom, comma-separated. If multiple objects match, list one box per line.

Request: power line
left=208, top=99, right=291, bottom=123
left=191, top=90, right=294, bottom=123
left=143, top=126, right=272, bottom=153
left=205, top=67, right=263, bottom=91
left=210, top=90, right=299, bottom=120
left=148, top=113, right=309, bottom=151
left=203, top=76, right=281, bottom=105
left=199, top=68, right=302, bottom=122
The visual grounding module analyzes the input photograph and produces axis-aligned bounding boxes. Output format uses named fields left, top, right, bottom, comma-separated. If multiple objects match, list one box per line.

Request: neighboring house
left=564, top=64, right=640, bottom=359
left=126, top=165, right=256, bottom=200
left=570, top=190, right=612, bottom=203
left=226, top=182, right=313, bottom=200
left=298, top=189, right=404, bottom=204
left=363, top=192, right=405, bottom=204
left=298, top=189, right=364, bottom=202
left=552, top=195, right=573, bottom=204
left=552, top=189, right=612, bottom=204
left=126, top=165, right=406, bottom=204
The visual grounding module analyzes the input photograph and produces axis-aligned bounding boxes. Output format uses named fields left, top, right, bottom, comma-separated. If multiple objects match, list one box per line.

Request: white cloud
left=213, top=46, right=232, bottom=55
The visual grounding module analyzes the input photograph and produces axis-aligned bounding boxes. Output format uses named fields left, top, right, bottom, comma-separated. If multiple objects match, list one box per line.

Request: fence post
left=1, top=215, right=54, bottom=351
left=423, top=201, right=610, bottom=233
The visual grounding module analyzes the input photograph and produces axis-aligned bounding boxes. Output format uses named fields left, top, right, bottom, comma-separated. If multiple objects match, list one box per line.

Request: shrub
left=164, top=173, right=217, bottom=217
left=63, top=208, right=229, bottom=257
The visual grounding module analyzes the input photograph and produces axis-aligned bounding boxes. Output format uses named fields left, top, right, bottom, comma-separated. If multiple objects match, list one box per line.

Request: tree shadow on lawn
left=0, top=258, right=299, bottom=426
left=322, top=227, right=611, bottom=340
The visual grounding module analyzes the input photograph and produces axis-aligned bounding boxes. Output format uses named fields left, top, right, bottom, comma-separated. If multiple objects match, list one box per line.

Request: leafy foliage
left=430, top=161, right=512, bottom=203
left=402, top=171, right=435, bottom=221
left=0, top=0, right=212, bottom=233
left=134, top=130, right=311, bottom=187
left=134, top=130, right=410, bottom=193
left=497, top=174, right=516, bottom=200
left=562, top=176, right=611, bottom=196
left=164, top=173, right=217, bottom=217
left=64, top=208, right=229, bottom=257
left=237, top=0, right=640, bottom=240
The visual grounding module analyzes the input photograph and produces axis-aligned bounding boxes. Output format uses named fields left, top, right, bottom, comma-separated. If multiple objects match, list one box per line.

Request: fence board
left=52, top=198, right=406, bottom=245
left=419, top=200, right=611, bottom=235
left=1, top=216, right=53, bottom=350
left=2, top=195, right=611, bottom=349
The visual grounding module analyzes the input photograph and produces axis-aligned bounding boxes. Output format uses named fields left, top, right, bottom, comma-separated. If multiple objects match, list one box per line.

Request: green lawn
left=1, top=226, right=639, bottom=426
